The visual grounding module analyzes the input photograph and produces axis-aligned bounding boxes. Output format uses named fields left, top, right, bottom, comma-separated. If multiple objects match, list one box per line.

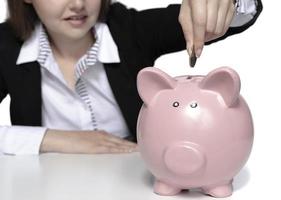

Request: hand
left=179, top=0, right=236, bottom=57
left=40, top=129, right=138, bottom=154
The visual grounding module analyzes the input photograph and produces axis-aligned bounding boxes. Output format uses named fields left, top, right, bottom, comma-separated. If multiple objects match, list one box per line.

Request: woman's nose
left=69, top=0, right=85, bottom=12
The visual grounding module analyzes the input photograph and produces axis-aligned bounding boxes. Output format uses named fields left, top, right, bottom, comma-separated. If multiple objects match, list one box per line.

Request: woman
left=0, top=0, right=262, bottom=155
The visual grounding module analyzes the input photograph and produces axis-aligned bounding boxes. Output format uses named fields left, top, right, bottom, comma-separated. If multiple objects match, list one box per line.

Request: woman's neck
left=48, top=31, right=95, bottom=62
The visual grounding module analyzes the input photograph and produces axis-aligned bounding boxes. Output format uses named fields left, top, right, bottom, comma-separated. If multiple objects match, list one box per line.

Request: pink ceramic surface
left=136, top=67, right=253, bottom=198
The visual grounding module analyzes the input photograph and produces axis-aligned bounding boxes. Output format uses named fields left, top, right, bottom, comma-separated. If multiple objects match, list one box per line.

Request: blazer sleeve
left=0, top=47, right=8, bottom=103
left=0, top=25, right=9, bottom=103
left=0, top=71, right=8, bottom=103
left=107, top=3, right=185, bottom=63
left=107, top=1, right=262, bottom=63
left=206, top=0, right=263, bottom=45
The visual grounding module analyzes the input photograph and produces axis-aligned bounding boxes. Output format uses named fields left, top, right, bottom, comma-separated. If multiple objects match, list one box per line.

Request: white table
left=0, top=153, right=253, bottom=200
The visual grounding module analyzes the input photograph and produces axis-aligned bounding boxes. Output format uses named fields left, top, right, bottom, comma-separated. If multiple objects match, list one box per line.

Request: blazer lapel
left=11, top=61, right=42, bottom=126
left=104, top=63, right=142, bottom=141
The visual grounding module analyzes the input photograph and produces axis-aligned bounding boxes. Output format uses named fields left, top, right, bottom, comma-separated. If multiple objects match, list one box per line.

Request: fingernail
left=196, top=48, right=202, bottom=58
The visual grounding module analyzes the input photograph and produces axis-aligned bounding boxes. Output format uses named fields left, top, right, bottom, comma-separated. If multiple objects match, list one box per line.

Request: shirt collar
left=16, top=23, right=120, bottom=65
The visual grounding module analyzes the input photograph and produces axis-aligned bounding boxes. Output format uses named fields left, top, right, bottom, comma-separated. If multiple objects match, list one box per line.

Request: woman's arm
left=107, top=1, right=262, bottom=64
left=40, top=129, right=138, bottom=154
left=0, top=125, right=137, bottom=155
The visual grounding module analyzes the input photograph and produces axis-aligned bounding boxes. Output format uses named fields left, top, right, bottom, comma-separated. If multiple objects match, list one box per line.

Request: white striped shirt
left=0, top=23, right=130, bottom=155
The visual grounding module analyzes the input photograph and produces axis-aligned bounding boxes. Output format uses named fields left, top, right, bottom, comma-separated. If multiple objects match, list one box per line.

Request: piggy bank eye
left=173, top=101, right=180, bottom=107
left=190, top=102, right=198, bottom=108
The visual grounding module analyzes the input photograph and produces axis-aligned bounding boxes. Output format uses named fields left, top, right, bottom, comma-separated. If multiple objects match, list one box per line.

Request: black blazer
left=0, top=2, right=263, bottom=141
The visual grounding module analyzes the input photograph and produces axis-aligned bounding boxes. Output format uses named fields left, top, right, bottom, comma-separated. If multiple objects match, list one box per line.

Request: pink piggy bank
left=136, top=67, right=253, bottom=198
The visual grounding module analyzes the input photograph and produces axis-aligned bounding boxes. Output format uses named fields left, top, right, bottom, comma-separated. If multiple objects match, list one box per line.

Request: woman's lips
left=64, top=15, right=88, bottom=27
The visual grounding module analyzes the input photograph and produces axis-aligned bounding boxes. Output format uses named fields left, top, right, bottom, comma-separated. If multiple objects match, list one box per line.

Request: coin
left=189, top=45, right=197, bottom=68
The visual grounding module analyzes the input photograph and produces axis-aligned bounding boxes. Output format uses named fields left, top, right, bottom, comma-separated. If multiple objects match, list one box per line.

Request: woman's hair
left=6, top=0, right=112, bottom=41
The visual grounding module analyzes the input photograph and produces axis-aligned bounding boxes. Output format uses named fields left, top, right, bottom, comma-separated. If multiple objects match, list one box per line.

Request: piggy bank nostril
left=173, top=102, right=180, bottom=107
left=190, top=102, right=198, bottom=108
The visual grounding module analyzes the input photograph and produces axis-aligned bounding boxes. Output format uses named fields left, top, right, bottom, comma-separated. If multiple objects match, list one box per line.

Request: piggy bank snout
left=164, top=142, right=206, bottom=175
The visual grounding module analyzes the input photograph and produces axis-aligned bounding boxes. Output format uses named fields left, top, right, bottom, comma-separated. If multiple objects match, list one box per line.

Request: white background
left=0, top=0, right=280, bottom=199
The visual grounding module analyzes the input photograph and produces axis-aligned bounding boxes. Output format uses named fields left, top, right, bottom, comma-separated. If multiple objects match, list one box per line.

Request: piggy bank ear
left=199, top=67, right=241, bottom=107
left=137, top=67, right=176, bottom=106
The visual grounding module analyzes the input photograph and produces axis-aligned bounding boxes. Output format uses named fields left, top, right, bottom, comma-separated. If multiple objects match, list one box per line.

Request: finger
left=215, top=0, right=231, bottom=35
left=206, top=0, right=219, bottom=34
left=103, top=140, right=137, bottom=151
left=99, top=139, right=138, bottom=152
left=99, top=132, right=137, bottom=147
left=222, top=2, right=235, bottom=34
left=190, top=0, right=207, bottom=57
left=179, top=0, right=194, bottom=56
left=204, top=1, right=235, bottom=43
left=205, top=32, right=215, bottom=42
left=95, top=146, right=137, bottom=154
left=109, top=136, right=137, bottom=147
left=100, top=140, right=128, bottom=149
